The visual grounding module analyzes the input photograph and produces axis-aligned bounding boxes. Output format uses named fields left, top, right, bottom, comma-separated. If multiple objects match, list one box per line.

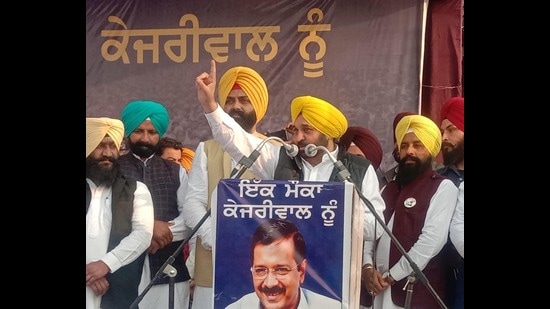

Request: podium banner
left=212, top=179, right=361, bottom=308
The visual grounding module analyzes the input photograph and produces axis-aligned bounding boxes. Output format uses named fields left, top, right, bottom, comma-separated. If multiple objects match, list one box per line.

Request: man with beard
left=86, top=117, right=154, bottom=309
left=437, top=96, right=464, bottom=309
left=361, top=114, right=458, bottom=309
left=438, top=96, right=464, bottom=186
left=183, top=64, right=272, bottom=309
left=118, top=100, right=192, bottom=309
left=194, top=60, right=386, bottom=246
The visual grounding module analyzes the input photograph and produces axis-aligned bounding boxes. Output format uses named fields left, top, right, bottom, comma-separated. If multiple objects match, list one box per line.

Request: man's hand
left=86, top=260, right=111, bottom=285
left=362, top=266, right=390, bottom=297
left=88, top=276, right=110, bottom=296
left=151, top=220, right=175, bottom=251
left=195, top=59, right=218, bottom=113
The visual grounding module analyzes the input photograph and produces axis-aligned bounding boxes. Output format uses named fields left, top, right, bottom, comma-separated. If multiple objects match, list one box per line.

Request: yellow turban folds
left=86, top=117, right=125, bottom=158
left=217, top=66, right=268, bottom=123
left=290, top=95, right=348, bottom=138
left=395, top=115, right=442, bottom=158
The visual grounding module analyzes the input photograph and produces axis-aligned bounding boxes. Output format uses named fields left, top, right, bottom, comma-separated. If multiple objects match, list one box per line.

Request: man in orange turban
left=185, top=62, right=271, bottom=309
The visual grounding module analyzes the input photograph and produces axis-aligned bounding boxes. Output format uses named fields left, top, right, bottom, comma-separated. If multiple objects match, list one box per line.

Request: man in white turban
left=362, top=114, right=458, bottom=309
left=86, top=117, right=154, bottom=309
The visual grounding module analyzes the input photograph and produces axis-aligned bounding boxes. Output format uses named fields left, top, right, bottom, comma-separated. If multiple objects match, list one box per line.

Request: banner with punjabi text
left=212, top=179, right=362, bottom=308
left=86, top=0, right=424, bottom=161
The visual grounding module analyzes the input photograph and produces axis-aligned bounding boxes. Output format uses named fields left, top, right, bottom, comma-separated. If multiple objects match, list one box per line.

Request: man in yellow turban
left=362, top=114, right=458, bottom=309
left=86, top=117, right=154, bottom=309
left=185, top=62, right=271, bottom=309
left=86, top=117, right=124, bottom=158
left=195, top=60, right=386, bottom=256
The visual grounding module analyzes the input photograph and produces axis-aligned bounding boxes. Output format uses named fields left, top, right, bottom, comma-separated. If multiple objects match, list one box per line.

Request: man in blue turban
left=118, top=99, right=193, bottom=309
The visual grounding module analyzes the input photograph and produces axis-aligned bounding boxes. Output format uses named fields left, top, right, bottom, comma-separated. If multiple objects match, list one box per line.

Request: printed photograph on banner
left=212, top=179, right=354, bottom=309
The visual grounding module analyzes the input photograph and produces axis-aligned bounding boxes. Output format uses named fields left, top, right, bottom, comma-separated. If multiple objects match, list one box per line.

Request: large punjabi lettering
left=321, top=201, right=338, bottom=227
left=163, top=14, right=201, bottom=63
left=101, top=16, right=131, bottom=63
left=297, top=8, right=331, bottom=78
left=101, top=14, right=280, bottom=64
left=284, top=182, right=323, bottom=198
left=238, top=179, right=276, bottom=198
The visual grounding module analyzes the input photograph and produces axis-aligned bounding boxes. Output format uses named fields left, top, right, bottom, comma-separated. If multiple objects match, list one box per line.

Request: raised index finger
left=210, top=59, right=216, bottom=82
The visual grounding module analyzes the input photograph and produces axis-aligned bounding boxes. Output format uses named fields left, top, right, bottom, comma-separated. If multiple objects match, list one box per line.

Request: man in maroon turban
left=339, top=126, right=383, bottom=170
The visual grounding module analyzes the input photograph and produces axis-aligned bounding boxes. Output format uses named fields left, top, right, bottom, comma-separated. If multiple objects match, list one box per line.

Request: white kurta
left=182, top=141, right=216, bottom=309
left=85, top=179, right=154, bottom=309
left=449, top=181, right=464, bottom=258
left=204, top=106, right=386, bottom=241
left=362, top=179, right=458, bottom=309
left=135, top=157, right=192, bottom=309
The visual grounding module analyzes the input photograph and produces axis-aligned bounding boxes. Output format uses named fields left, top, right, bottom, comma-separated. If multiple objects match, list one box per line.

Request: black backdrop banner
left=86, top=0, right=424, bottom=157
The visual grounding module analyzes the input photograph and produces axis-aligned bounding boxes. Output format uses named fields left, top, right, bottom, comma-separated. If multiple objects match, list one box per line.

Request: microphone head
left=285, top=144, right=299, bottom=157
left=304, top=144, right=318, bottom=157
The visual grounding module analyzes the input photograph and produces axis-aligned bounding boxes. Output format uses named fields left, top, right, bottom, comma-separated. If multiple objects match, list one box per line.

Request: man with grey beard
left=86, top=117, right=154, bottom=309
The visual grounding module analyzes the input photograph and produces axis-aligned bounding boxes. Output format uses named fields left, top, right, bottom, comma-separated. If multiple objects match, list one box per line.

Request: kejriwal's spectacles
left=250, top=264, right=299, bottom=279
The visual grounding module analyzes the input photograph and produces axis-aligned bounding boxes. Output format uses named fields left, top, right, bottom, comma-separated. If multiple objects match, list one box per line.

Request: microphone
left=276, top=137, right=299, bottom=157
left=303, top=144, right=352, bottom=182
left=230, top=136, right=299, bottom=179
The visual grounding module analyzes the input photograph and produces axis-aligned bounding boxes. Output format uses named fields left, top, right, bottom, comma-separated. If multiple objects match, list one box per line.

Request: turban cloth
left=339, top=126, right=383, bottom=169
left=217, top=66, right=268, bottom=123
left=395, top=115, right=442, bottom=158
left=393, top=112, right=415, bottom=145
left=180, top=147, right=195, bottom=173
left=290, top=96, right=348, bottom=138
left=86, top=117, right=124, bottom=158
left=121, top=100, right=170, bottom=138
left=440, top=96, right=464, bottom=132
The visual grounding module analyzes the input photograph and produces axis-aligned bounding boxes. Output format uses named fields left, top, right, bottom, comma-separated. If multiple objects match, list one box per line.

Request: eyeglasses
left=250, top=264, right=299, bottom=279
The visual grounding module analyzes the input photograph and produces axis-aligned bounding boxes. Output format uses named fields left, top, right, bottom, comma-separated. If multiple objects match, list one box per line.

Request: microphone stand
left=130, top=208, right=211, bottom=309
left=314, top=145, right=447, bottom=309
left=132, top=143, right=270, bottom=309
left=230, top=136, right=298, bottom=179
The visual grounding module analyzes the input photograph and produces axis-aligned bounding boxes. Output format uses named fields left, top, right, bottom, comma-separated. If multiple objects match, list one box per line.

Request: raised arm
left=195, top=59, right=218, bottom=113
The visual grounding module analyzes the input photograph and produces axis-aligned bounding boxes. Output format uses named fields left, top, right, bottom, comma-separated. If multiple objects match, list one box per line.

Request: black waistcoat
left=118, top=154, right=190, bottom=284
